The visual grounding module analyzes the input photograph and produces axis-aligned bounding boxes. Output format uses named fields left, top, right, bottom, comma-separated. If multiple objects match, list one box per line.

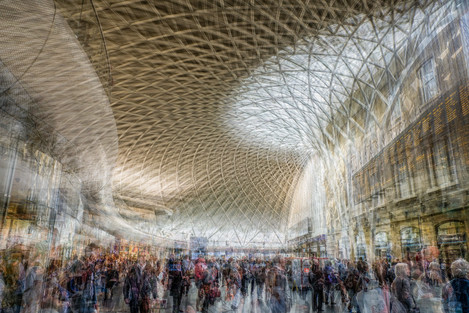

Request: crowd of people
left=0, top=243, right=467, bottom=313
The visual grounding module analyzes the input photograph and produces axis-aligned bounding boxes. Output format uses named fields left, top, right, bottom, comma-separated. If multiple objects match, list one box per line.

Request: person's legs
left=232, top=288, right=241, bottom=310
left=257, top=283, right=264, bottom=300
left=329, top=284, right=335, bottom=304
left=129, top=300, right=139, bottom=313
left=324, top=285, right=330, bottom=304
left=316, top=290, right=323, bottom=312
left=172, top=293, right=181, bottom=313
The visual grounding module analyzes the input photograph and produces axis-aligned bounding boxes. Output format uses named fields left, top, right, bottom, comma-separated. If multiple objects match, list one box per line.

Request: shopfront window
left=437, top=221, right=467, bottom=270
left=400, top=226, right=422, bottom=260
left=374, top=231, right=389, bottom=258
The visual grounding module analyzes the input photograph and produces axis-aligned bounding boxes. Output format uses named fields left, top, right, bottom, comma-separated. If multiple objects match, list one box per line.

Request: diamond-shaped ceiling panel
left=2, top=0, right=455, bottom=246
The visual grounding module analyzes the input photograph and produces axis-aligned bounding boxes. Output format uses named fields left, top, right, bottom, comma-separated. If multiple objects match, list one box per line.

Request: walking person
left=124, top=265, right=142, bottom=313
left=391, top=263, right=416, bottom=313
left=309, top=261, right=324, bottom=312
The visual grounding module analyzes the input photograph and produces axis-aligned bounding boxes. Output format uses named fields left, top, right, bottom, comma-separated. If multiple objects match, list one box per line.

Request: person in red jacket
left=195, top=256, right=207, bottom=311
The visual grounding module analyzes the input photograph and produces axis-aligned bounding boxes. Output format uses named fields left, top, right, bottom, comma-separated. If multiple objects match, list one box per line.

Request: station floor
left=99, top=281, right=346, bottom=313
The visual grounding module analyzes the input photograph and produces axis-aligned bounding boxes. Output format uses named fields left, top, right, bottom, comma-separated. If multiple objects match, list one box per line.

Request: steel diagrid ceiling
left=49, top=0, right=453, bottom=246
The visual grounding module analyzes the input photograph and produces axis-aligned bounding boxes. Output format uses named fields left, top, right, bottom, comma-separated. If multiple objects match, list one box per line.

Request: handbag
left=407, top=280, right=420, bottom=313
left=390, top=294, right=407, bottom=313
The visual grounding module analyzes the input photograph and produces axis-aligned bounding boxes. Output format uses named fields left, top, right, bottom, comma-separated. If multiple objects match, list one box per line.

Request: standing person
left=0, top=264, right=5, bottom=313
left=391, top=263, right=416, bottom=313
left=228, top=265, right=242, bottom=310
left=124, top=265, right=142, bottom=313
left=200, top=263, right=217, bottom=313
left=267, top=256, right=290, bottom=313
left=195, top=256, right=207, bottom=311
left=222, top=259, right=232, bottom=287
left=309, top=260, right=324, bottom=312
left=104, top=262, right=119, bottom=305
left=140, top=265, right=153, bottom=313
left=23, top=260, right=44, bottom=313
left=240, top=258, right=251, bottom=297
left=155, top=260, right=165, bottom=300
left=415, top=261, right=445, bottom=313
left=324, top=261, right=338, bottom=305
left=168, top=258, right=184, bottom=313
left=182, top=256, right=194, bottom=296
left=78, top=260, right=98, bottom=313
left=442, top=259, right=469, bottom=313
left=254, top=262, right=266, bottom=302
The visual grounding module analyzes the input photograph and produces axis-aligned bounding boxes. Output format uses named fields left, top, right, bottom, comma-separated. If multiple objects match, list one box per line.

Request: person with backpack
left=442, top=259, right=469, bottom=313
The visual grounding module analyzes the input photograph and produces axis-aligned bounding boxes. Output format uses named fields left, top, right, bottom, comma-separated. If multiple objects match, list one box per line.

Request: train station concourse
left=0, top=0, right=469, bottom=312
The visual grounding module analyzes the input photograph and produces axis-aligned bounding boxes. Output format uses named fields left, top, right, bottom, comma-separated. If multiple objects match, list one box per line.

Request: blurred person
left=267, top=256, right=290, bottom=313
left=391, top=263, right=416, bottom=313
left=324, top=260, right=338, bottom=305
left=181, top=255, right=193, bottom=296
left=414, top=261, right=445, bottom=313
left=168, top=258, right=184, bottom=313
left=254, top=261, right=266, bottom=301
left=442, top=259, right=469, bottom=313
left=344, top=262, right=362, bottom=313
left=104, top=262, right=119, bottom=303
left=124, top=265, right=141, bottom=313
left=140, top=264, right=153, bottom=313
left=23, top=260, right=44, bottom=313
left=3, top=252, right=25, bottom=313
left=309, top=260, right=324, bottom=312
left=0, top=261, right=5, bottom=313
left=194, top=256, right=207, bottom=311
left=227, top=265, right=241, bottom=310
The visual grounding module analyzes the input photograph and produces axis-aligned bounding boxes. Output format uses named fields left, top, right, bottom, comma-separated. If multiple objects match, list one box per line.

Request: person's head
left=395, top=263, right=410, bottom=278
left=411, top=267, right=421, bottom=280
left=450, top=259, right=469, bottom=279
left=84, top=243, right=98, bottom=259
left=429, top=262, right=440, bottom=272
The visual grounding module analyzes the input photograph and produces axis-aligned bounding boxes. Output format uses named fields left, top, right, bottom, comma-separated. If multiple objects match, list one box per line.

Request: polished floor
left=100, top=281, right=346, bottom=313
